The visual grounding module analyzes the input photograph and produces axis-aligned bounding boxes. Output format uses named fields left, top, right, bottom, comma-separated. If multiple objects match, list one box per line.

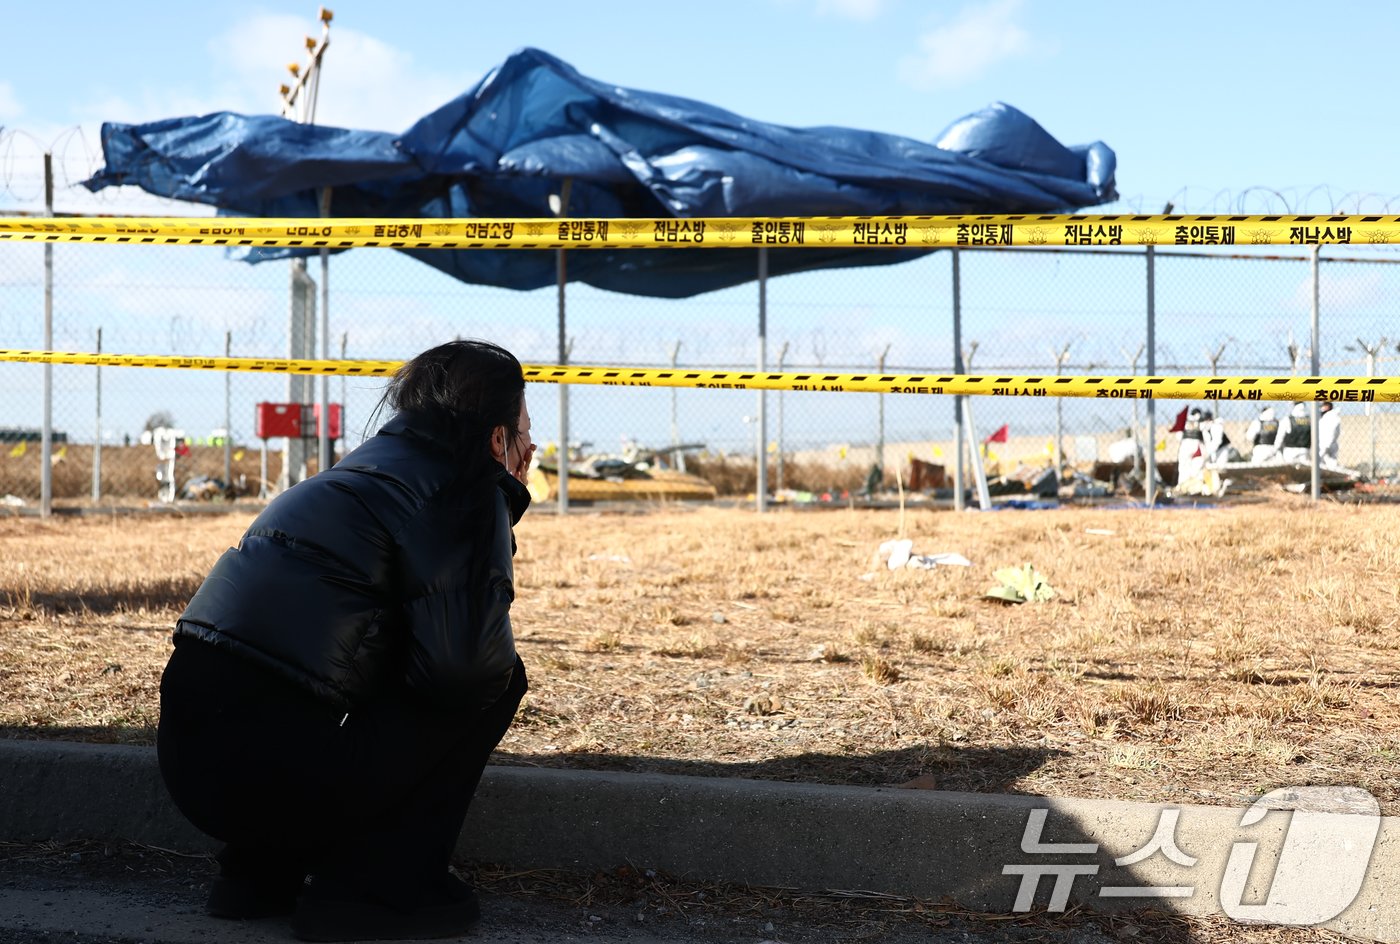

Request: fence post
left=40, top=152, right=54, bottom=518
left=1123, top=342, right=1145, bottom=477
left=224, top=330, right=233, bottom=489
left=952, top=249, right=965, bottom=511
left=91, top=328, right=102, bottom=502
left=553, top=179, right=572, bottom=515
left=775, top=341, right=788, bottom=492
left=1145, top=245, right=1158, bottom=506
left=669, top=341, right=685, bottom=472
left=340, top=332, right=348, bottom=452
left=1052, top=340, right=1073, bottom=478
left=1310, top=246, right=1321, bottom=501
left=318, top=189, right=332, bottom=476
left=756, top=247, right=768, bottom=513
left=875, top=343, right=890, bottom=485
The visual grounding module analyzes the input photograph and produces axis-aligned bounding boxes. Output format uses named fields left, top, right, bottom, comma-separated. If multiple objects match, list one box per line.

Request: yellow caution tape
left=0, top=350, right=404, bottom=376
left=1, top=350, right=1395, bottom=403
left=0, top=215, right=1392, bottom=249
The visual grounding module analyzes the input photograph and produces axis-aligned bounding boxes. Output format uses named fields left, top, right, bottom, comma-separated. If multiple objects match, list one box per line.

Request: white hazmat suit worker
left=1277, top=403, right=1313, bottom=464
left=1318, top=401, right=1342, bottom=468
left=1245, top=406, right=1281, bottom=463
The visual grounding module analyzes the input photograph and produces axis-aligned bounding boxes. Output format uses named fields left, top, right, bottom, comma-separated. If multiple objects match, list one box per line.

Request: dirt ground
left=1, top=495, right=1397, bottom=815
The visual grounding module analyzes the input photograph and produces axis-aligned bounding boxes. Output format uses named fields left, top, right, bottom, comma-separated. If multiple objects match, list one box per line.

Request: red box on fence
left=256, top=403, right=342, bottom=439
left=256, top=402, right=302, bottom=439
left=313, top=402, right=343, bottom=440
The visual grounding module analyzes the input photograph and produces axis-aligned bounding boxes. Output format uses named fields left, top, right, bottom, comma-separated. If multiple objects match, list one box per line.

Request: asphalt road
left=0, top=841, right=1122, bottom=944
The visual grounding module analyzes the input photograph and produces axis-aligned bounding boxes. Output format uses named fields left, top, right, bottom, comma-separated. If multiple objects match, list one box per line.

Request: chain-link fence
left=3, top=144, right=1398, bottom=505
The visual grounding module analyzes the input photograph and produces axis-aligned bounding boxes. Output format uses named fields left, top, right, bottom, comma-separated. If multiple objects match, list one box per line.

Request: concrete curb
left=2, top=739, right=1395, bottom=942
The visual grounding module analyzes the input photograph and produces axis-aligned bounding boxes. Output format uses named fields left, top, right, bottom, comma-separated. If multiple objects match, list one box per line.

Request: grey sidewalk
left=1, top=739, right=1395, bottom=942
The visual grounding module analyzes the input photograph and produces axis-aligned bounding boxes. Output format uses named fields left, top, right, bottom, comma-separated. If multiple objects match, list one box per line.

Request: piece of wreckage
left=1209, top=459, right=1364, bottom=494
left=908, top=456, right=1061, bottom=501
left=1093, top=458, right=1364, bottom=497
left=527, top=444, right=717, bottom=503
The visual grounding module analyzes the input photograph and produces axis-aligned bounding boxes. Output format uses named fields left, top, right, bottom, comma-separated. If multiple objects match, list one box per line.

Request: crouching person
left=157, top=340, right=536, bottom=941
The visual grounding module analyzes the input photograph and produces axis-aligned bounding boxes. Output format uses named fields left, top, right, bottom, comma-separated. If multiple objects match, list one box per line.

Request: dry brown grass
left=3, top=495, right=1400, bottom=817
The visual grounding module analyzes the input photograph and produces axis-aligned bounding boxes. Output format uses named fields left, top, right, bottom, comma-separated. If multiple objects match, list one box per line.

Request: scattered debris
left=873, top=540, right=972, bottom=572
left=179, top=475, right=233, bottom=502
left=881, top=538, right=914, bottom=570
left=743, top=694, right=784, bottom=716
left=985, top=564, right=1055, bottom=604
left=909, top=552, right=972, bottom=569
left=806, top=643, right=850, bottom=663
left=0, top=494, right=25, bottom=507
left=587, top=554, right=632, bottom=563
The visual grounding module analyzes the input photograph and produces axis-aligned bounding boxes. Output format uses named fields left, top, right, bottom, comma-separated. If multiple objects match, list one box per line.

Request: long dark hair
left=370, top=339, right=525, bottom=461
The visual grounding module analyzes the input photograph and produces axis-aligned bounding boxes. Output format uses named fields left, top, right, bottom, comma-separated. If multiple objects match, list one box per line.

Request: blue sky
left=2, top=1, right=1398, bottom=459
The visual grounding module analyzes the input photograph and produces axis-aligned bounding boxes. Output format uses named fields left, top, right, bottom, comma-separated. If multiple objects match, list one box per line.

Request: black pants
left=157, top=639, right=526, bottom=906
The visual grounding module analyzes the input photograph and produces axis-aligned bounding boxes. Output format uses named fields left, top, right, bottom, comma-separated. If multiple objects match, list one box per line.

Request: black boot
left=292, top=872, right=480, bottom=942
left=207, top=845, right=307, bottom=919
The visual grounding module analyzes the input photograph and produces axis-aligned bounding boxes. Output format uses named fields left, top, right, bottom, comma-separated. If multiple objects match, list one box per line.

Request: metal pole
left=340, top=332, right=348, bottom=450
left=40, top=152, right=53, bottom=518
left=1365, top=344, right=1378, bottom=476
left=1145, top=246, right=1158, bottom=505
left=952, top=249, right=965, bottom=511
left=1310, top=246, right=1321, bottom=501
left=1052, top=341, right=1071, bottom=479
left=318, top=188, right=332, bottom=475
left=876, top=343, right=891, bottom=485
left=554, top=179, right=572, bottom=514
left=776, top=341, right=789, bottom=493
left=91, top=327, right=102, bottom=502
left=224, top=330, right=233, bottom=488
left=669, top=341, right=684, bottom=472
left=756, top=247, right=768, bottom=513
left=1124, top=343, right=1145, bottom=477
left=284, top=259, right=313, bottom=491
left=961, top=398, right=993, bottom=510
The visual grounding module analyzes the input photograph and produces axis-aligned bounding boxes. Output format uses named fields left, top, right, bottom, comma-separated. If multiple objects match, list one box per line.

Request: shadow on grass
left=0, top=725, right=156, bottom=746
left=8, top=581, right=197, bottom=617
left=6, top=723, right=1059, bottom=794
left=498, top=743, right=1065, bottom=792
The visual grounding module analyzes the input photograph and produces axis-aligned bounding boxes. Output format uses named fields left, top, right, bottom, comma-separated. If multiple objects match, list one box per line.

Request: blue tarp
left=85, top=47, right=1116, bottom=298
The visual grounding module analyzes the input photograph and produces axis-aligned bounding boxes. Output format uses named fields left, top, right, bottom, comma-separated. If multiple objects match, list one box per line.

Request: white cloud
left=815, top=0, right=887, bottom=20
left=1294, top=267, right=1385, bottom=314
left=898, top=0, right=1039, bottom=91
left=213, top=13, right=468, bottom=132
left=0, top=82, right=22, bottom=122
left=60, top=14, right=468, bottom=134
left=7, top=14, right=476, bottom=214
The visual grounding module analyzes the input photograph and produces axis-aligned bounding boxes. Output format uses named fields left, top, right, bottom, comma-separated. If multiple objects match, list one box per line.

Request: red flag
left=1168, top=407, right=1189, bottom=434
left=984, top=424, right=1009, bottom=444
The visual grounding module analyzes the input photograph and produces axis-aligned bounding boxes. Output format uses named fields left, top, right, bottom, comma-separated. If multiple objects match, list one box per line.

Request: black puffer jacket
left=174, top=409, right=530, bottom=712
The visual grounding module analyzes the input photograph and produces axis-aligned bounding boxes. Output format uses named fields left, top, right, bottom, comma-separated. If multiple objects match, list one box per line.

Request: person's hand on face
left=509, top=435, right=536, bottom=484
left=499, top=396, right=534, bottom=485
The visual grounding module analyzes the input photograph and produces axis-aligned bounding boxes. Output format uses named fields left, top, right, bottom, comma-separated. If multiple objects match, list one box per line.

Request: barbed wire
left=0, top=125, right=203, bottom=215
left=1111, top=184, right=1400, bottom=216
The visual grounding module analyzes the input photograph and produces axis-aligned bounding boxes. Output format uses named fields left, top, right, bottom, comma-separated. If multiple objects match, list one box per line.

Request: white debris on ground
left=860, top=539, right=972, bottom=579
